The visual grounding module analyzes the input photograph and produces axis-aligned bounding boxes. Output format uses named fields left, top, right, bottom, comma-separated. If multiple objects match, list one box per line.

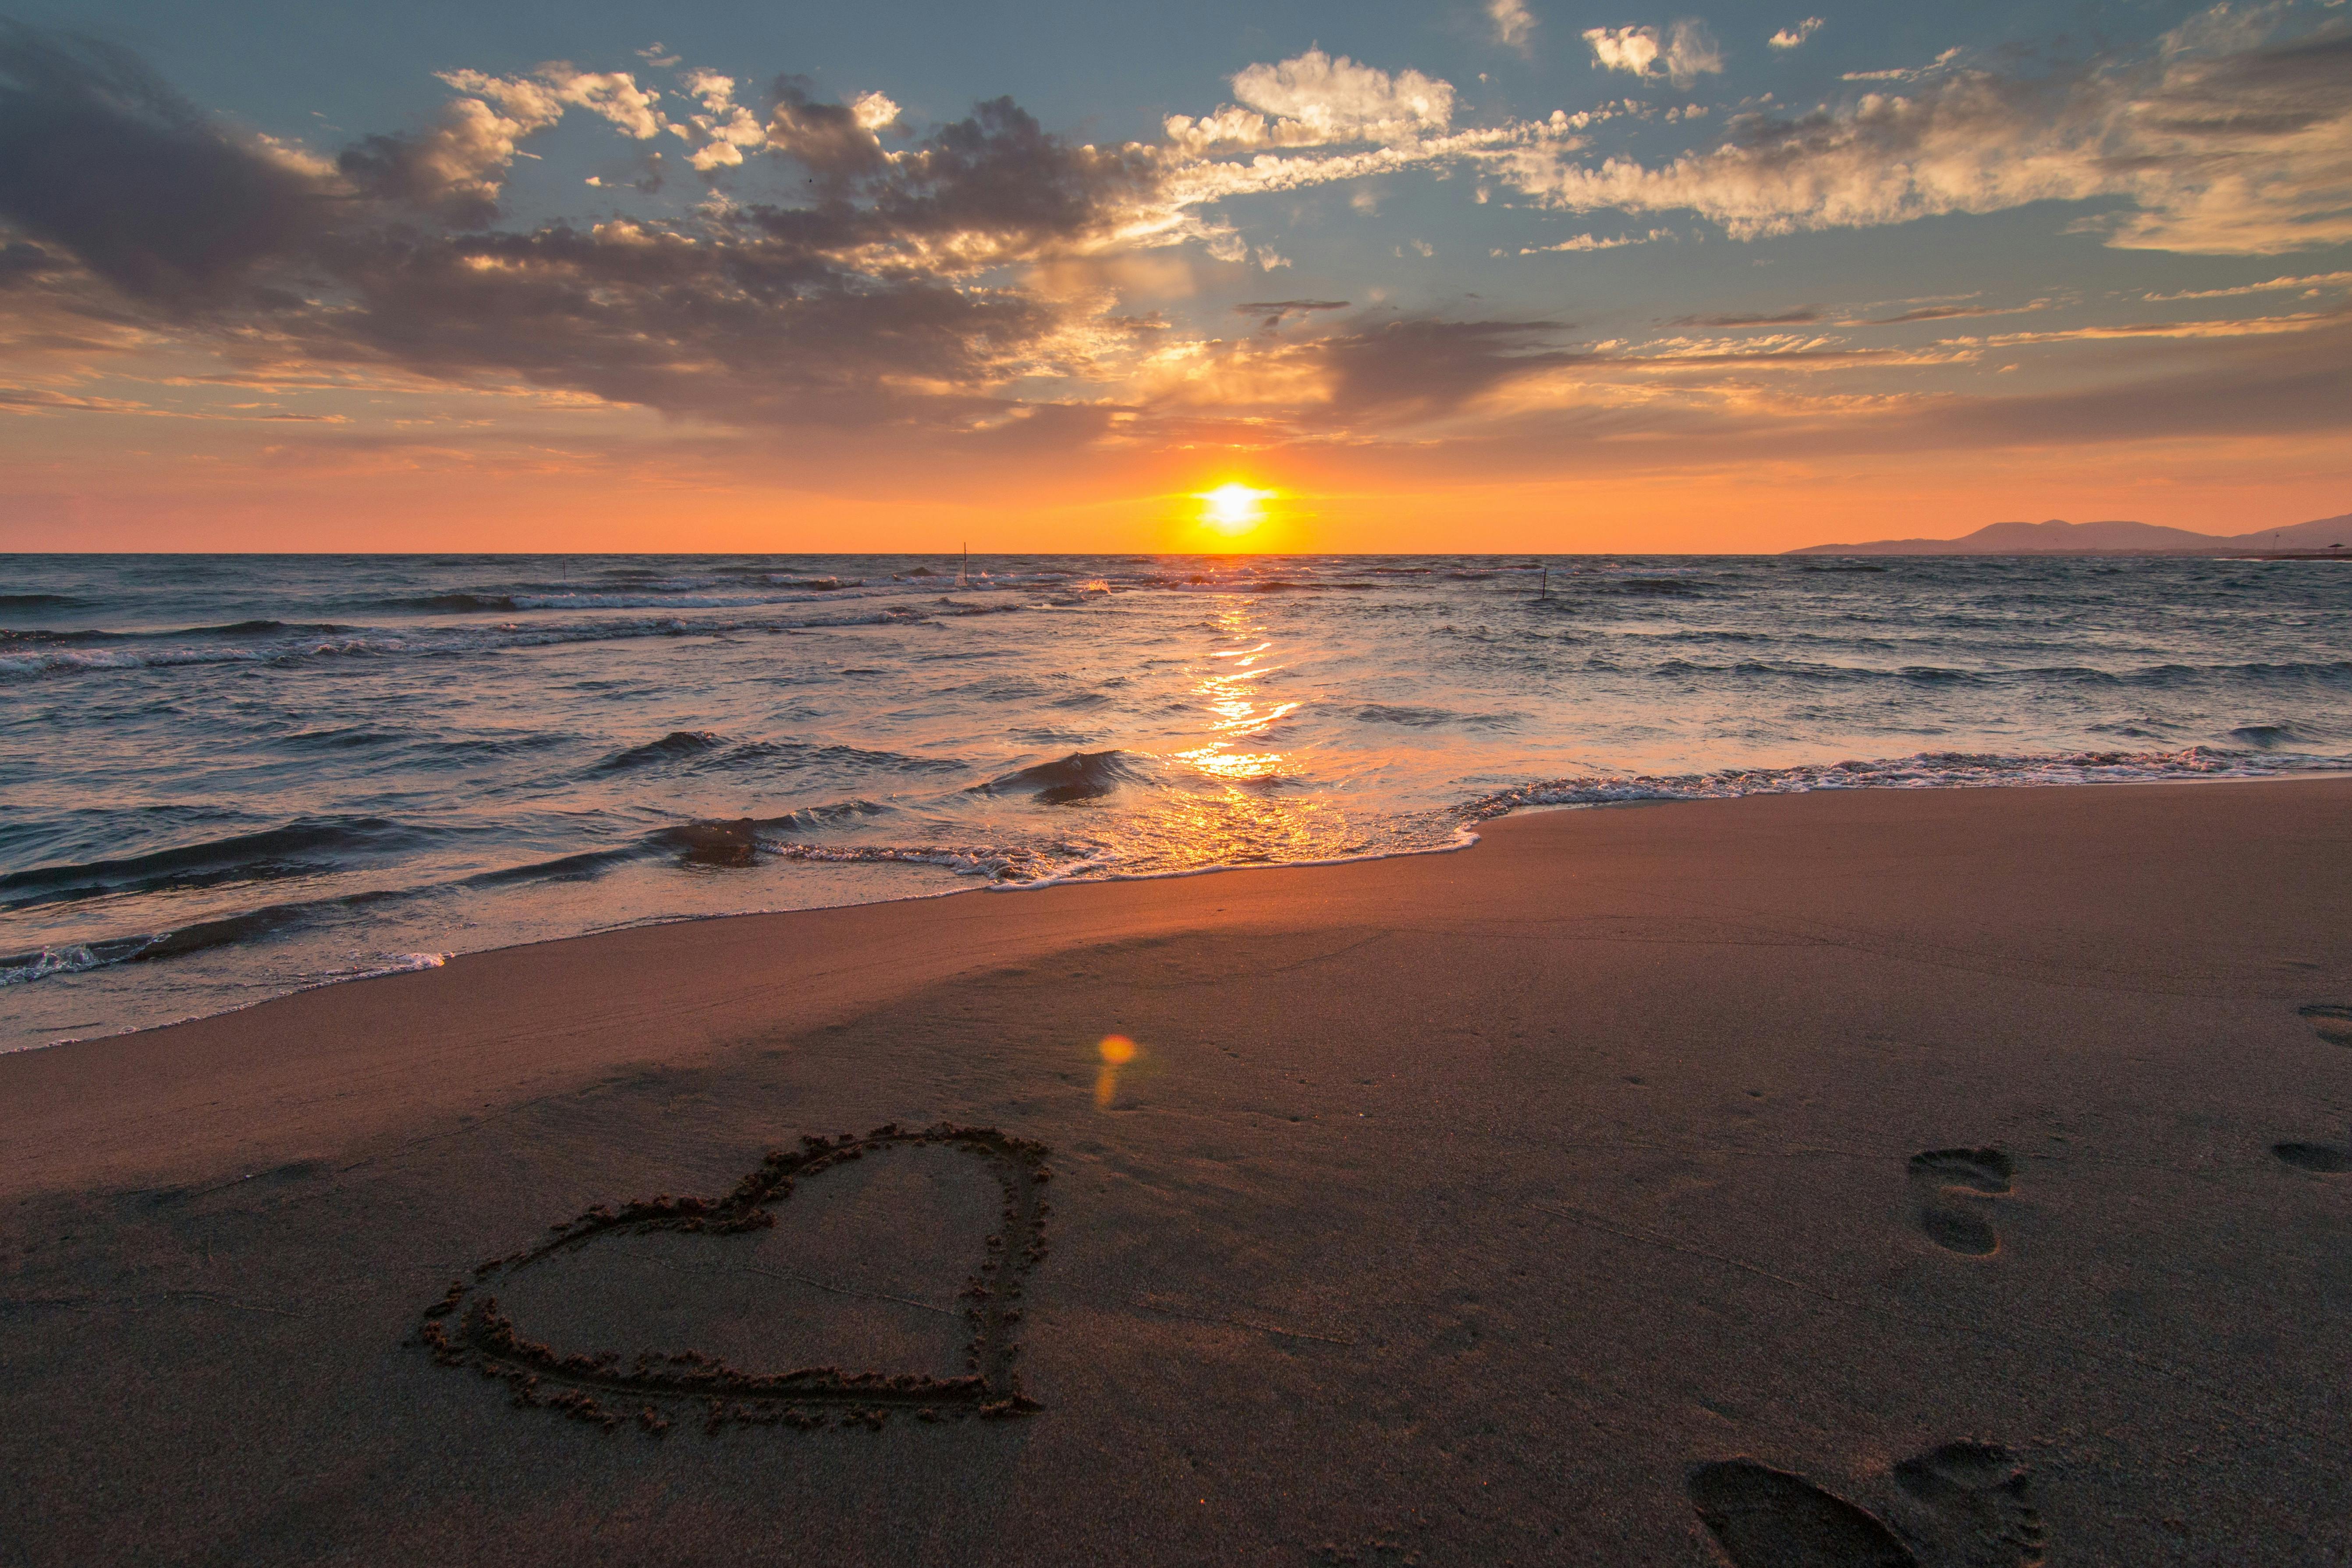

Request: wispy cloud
left=1769, top=18, right=1825, bottom=50
left=1509, top=11, right=2352, bottom=255
left=1487, top=0, right=1537, bottom=53
left=1869, top=300, right=2054, bottom=323
left=2141, top=269, right=2352, bottom=301
left=1667, top=306, right=1823, bottom=326
left=1841, top=46, right=1963, bottom=83
left=1516, top=228, right=1675, bottom=253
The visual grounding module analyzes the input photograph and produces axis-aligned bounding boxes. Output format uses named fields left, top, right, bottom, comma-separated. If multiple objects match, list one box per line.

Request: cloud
left=1517, top=227, right=1674, bottom=252
left=0, top=22, right=331, bottom=301
left=1841, top=47, right=1964, bottom=84
left=1960, top=309, right=2346, bottom=345
left=338, top=62, right=685, bottom=220
left=1583, top=22, right=1724, bottom=87
left=675, top=71, right=769, bottom=170
left=1182, top=49, right=1455, bottom=148
left=764, top=77, right=892, bottom=181
left=1488, top=0, right=1537, bottom=53
left=1769, top=18, right=1825, bottom=50
left=7, top=13, right=2346, bottom=484
left=1512, top=10, right=2352, bottom=255
left=2098, top=22, right=2352, bottom=252
left=339, top=95, right=552, bottom=223
left=1314, top=316, right=1584, bottom=419
left=2142, top=268, right=2352, bottom=300
left=1869, top=301, right=2050, bottom=323
left=0, top=236, right=63, bottom=284
left=1237, top=298, right=1348, bottom=332
left=1667, top=306, right=1823, bottom=326
left=0, top=30, right=1186, bottom=433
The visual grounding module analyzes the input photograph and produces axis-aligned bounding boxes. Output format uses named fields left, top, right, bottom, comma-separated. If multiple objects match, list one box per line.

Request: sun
left=1196, top=481, right=1276, bottom=536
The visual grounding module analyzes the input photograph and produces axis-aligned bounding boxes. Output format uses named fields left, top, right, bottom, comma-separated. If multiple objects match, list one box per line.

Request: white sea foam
left=1462, top=745, right=2300, bottom=818
left=4, top=552, right=2347, bottom=1052
left=0, top=944, right=104, bottom=987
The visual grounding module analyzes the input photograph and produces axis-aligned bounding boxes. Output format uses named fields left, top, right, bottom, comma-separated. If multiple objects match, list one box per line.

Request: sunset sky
left=3, top=0, right=2348, bottom=553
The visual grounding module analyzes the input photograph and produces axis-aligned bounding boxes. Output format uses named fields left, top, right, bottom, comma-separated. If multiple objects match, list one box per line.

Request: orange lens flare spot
left=1098, top=1034, right=1138, bottom=1065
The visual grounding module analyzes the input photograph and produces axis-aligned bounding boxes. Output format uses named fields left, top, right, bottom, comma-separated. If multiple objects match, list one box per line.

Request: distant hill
left=1788, top=513, right=2352, bottom=555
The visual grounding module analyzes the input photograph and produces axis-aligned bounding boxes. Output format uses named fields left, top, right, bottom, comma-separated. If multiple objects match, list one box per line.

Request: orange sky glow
left=11, top=416, right=2343, bottom=554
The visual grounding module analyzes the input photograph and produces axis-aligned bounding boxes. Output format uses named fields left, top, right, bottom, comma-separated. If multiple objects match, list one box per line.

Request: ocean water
left=4, top=552, right=2347, bottom=1053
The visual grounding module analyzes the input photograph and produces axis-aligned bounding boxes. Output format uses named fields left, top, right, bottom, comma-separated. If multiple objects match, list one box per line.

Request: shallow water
left=4, top=551, right=2347, bottom=1052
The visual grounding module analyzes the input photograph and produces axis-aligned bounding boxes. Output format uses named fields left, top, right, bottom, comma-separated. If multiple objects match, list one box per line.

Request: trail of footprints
left=406, top=1000, right=2352, bottom=1560
left=1675, top=1153, right=2047, bottom=1565
left=1684, top=999, right=2352, bottom=1562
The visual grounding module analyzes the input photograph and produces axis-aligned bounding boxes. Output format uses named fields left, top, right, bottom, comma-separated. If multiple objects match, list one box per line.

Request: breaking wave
left=5, top=550, right=2347, bottom=1051
left=1461, top=746, right=2313, bottom=819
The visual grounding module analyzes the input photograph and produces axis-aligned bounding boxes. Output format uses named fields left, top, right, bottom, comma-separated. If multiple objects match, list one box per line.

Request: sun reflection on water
left=1133, top=597, right=1372, bottom=867
left=1171, top=604, right=1298, bottom=784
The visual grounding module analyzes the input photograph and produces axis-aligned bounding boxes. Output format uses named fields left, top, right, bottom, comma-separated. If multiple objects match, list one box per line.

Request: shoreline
left=3, top=770, right=2345, bottom=1199
left=4, top=774, right=2349, bottom=1564
left=9, top=761, right=2339, bottom=1063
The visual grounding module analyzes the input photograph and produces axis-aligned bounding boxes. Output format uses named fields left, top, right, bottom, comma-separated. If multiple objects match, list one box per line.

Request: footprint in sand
left=1891, top=1443, right=2047, bottom=1568
left=1907, top=1149, right=2015, bottom=1257
left=1689, top=1459, right=1916, bottom=1567
left=2273, top=1136, right=2352, bottom=1174
left=1689, top=1444, right=2044, bottom=1568
left=2300, top=1004, right=2352, bottom=1047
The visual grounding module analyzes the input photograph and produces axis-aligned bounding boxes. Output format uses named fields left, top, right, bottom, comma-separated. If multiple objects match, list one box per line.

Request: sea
left=4, top=552, right=2347, bottom=1054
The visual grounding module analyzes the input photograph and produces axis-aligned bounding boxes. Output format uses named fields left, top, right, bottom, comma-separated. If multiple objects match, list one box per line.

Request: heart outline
left=416, top=1122, right=1051, bottom=1433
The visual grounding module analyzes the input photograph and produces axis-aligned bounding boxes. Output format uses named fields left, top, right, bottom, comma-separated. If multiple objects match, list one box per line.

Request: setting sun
left=1197, top=482, right=1276, bottom=535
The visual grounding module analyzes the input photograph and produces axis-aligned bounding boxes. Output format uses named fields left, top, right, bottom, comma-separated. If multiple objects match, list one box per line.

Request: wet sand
left=3, top=777, right=2349, bottom=1566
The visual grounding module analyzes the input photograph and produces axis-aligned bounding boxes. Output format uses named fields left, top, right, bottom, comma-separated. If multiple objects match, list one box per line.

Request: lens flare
left=1095, top=1033, right=1139, bottom=1107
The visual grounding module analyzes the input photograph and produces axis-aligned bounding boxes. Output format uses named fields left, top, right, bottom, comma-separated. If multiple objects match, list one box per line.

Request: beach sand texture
left=3, top=778, right=2348, bottom=1566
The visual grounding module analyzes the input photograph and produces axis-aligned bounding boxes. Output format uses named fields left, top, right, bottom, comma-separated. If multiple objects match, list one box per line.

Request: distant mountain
left=1788, top=513, right=2352, bottom=555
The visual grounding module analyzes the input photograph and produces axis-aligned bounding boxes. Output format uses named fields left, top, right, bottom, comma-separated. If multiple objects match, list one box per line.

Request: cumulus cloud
left=1168, top=49, right=1455, bottom=149
left=1515, top=10, right=2352, bottom=254
left=674, top=71, right=767, bottom=170
left=339, top=63, right=682, bottom=220
left=339, top=94, right=552, bottom=223
left=765, top=77, right=892, bottom=181
left=1769, top=18, right=1825, bottom=50
left=1488, top=0, right=1538, bottom=52
left=1584, top=21, right=1724, bottom=87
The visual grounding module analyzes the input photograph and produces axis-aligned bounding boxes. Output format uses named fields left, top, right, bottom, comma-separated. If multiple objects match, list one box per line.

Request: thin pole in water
left=1538, top=564, right=1549, bottom=600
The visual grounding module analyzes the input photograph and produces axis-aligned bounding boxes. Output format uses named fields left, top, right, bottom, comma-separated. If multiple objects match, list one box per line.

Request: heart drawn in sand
left=415, top=1123, right=1051, bottom=1435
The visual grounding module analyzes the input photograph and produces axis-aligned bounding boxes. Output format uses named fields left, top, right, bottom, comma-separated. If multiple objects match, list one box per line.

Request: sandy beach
left=4, top=776, right=2349, bottom=1566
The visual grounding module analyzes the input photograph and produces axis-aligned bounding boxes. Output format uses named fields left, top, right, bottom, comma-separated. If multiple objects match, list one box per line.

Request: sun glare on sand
left=1196, top=482, right=1276, bottom=539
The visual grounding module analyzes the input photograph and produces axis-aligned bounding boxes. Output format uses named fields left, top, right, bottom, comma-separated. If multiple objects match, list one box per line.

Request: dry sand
left=3, top=777, right=2350, bottom=1566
